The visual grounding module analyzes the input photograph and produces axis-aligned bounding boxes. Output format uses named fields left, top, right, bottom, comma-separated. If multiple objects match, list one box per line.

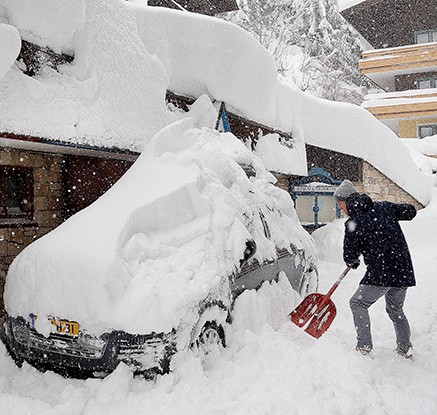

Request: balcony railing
left=363, top=89, right=437, bottom=119
left=359, top=42, right=437, bottom=74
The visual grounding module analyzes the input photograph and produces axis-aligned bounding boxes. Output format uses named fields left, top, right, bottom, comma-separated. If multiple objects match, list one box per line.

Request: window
left=418, top=124, right=437, bottom=139
left=0, top=166, right=33, bottom=219
left=294, top=194, right=338, bottom=228
left=415, top=29, right=437, bottom=44
left=290, top=167, right=341, bottom=231
left=416, top=77, right=437, bottom=89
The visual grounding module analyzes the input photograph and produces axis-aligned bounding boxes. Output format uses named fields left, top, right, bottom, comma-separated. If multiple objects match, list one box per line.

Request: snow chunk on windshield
left=5, top=120, right=316, bottom=335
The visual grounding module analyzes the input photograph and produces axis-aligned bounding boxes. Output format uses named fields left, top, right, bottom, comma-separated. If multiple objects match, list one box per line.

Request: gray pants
left=350, top=284, right=412, bottom=352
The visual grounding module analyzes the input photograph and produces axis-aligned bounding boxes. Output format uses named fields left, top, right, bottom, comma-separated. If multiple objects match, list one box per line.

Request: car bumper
left=2, top=314, right=176, bottom=379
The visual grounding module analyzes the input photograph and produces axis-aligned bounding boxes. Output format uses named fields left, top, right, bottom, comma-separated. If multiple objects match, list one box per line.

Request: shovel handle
left=316, top=267, right=351, bottom=312
left=334, top=267, right=351, bottom=286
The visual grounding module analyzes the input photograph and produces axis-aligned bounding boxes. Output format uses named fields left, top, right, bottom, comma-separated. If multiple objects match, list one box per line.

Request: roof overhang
left=0, top=133, right=139, bottom=161
left=363, top=89, right=437, bottom=119
left=365, top=101, right=437, bottom=119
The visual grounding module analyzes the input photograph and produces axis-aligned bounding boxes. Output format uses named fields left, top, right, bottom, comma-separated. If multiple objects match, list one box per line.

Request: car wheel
left=192, top=320, right=226, bottom=362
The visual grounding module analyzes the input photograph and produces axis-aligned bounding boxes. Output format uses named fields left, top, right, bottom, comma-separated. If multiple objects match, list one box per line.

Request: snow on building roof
left=0, top=23, right=21, bottom=79
left=402, top=136, right=437, bottom=157
left=0, top=0, right=433, bottom=204
left=338, top=0, right=366, bottom=11
left=287, top=88, right=434, bottom=205
left=363, top=96, right=437, bottom=108
left=365, top=88, right=437, bottom=100
left=401, top=136, right=437, bottom=175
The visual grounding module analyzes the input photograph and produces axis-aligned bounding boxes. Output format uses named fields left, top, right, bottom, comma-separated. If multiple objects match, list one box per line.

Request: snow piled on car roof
left=5, top=120, right=316, bottom=335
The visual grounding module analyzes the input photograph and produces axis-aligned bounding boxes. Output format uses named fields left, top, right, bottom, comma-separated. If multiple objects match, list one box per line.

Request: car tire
left=191, top=320, right=226, bottom=362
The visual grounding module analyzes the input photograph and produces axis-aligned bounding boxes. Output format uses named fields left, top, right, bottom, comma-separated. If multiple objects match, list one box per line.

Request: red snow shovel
left=290, top=267, right=351, bottom=338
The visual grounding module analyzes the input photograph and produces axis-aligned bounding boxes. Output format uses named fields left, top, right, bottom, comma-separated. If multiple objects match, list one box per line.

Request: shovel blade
left=290, top=293, right=326, bottom=327
left=304, top=301, right=337, bottom=339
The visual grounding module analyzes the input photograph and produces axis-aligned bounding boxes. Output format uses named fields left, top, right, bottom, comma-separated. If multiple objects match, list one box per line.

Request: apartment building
left=342, top=0, right=437, bottom=139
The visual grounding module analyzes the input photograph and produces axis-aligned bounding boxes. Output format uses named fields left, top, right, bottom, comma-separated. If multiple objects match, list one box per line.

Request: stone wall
left=354, top=161, right=424, bottom=209
left=0, top=148, right=64, bottom=311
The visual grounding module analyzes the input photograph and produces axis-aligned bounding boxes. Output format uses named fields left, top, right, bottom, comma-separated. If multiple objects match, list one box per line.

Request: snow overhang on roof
left=0, top=0, right=308, bottom=177
left=0, top=0, right=433, bottom=204
left=293, top=90, right=434, bottom=206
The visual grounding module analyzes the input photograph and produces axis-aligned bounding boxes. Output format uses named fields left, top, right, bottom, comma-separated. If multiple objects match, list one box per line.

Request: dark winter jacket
left=343, top=193, right=416, bottom=287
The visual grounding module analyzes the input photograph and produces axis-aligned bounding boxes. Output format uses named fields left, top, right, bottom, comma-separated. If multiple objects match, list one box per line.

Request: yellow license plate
left=29, top=314, right=79, bottom=337
left=50, top=318, right=79, bottom=337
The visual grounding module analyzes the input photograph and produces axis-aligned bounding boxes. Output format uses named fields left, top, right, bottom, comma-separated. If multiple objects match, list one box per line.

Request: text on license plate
left=29, top=314, right=79, bottom=337
left=50, top=318, right=79, bottom=337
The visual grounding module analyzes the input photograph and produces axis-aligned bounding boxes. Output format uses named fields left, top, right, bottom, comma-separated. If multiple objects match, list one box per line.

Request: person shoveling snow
left=335, top=180, right=416, bottom=359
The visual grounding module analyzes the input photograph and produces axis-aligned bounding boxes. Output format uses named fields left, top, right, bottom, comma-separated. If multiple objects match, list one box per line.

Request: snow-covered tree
left=223, top=0, right=364, bottom=104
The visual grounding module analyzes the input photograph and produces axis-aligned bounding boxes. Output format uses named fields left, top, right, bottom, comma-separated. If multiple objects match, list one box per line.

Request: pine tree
left=222, top=0, right=364, bottom=104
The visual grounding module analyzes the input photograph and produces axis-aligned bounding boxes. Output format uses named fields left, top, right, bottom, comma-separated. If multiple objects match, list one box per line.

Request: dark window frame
left=416, top=76, right=437, bottom=89
left=417, top=124, right=437, bottom=139
left=0, top=165, right=34, bottom=219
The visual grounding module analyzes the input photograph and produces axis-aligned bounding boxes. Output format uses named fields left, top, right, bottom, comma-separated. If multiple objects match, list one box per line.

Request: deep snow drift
left=1, top=189, right=436, bottom=415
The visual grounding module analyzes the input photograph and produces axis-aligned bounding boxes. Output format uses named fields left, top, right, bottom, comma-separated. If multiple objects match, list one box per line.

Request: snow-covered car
left=2, top=121, right=318, bottom=378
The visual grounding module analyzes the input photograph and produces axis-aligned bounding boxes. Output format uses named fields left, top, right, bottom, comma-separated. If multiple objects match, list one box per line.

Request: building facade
left=342, top=0, right=437, bottom=139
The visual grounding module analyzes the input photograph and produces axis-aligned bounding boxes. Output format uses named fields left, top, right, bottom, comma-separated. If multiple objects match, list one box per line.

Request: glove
left=346, top=259, right=360, bottom=269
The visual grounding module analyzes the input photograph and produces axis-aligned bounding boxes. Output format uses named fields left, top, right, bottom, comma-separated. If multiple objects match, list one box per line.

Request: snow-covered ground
left=1, top=188, right=436, bottom=415
left=1, top=1, right=436, bottom=412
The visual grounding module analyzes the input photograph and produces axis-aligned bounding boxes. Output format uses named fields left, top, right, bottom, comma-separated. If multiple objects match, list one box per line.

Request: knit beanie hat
left=334, top=180, right=358, bottom=201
